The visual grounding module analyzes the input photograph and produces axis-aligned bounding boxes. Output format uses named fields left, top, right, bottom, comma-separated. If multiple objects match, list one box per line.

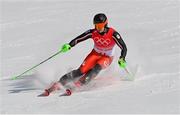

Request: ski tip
left=38, top=94, right=47, bottom=97
left=38, top=93, right=49, bottom=97
left=38, top=90, right=50, bottom=97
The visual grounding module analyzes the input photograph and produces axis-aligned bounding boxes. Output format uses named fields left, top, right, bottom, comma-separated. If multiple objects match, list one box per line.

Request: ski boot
left=39, top=82, right=61, bottom=96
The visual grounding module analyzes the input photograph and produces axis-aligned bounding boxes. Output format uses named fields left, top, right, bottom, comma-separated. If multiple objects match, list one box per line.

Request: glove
left=118, top=58, right=126, bottom=69
left=60, top=43, right=71, bottom=52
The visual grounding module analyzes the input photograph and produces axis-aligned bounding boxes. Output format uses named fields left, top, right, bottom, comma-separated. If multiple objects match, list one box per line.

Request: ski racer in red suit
left=44, top=13, right=127, bottom=95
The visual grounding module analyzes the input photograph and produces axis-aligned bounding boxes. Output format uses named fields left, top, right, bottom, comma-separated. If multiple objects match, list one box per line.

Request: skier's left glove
left=118, top=58, right=126, bottom=69
left=60, top=43, right=71, bottom=52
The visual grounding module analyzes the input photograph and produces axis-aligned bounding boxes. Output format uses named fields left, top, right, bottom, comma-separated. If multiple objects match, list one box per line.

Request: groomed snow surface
left=1, top=0, right=180, bottom=114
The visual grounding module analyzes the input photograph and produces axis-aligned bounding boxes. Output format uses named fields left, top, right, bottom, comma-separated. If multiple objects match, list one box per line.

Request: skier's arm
left=112, top=31, right=127, bottom=60
left=60, top=29, right=92, bottom=52
left=69, top=29, right=93, bottom=47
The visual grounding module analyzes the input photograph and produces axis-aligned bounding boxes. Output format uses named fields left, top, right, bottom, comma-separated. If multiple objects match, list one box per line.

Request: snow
left=0, top=0, right=180, bottom=114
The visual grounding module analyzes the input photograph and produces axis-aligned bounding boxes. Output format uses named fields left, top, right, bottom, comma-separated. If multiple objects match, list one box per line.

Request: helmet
left=93, top=13, right=107, bottom=24
left=93, top=13, right=108, bottom=31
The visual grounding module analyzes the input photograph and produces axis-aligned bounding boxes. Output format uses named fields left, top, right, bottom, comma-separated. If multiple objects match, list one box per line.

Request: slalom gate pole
left=11, top=50, right=62, bottom=80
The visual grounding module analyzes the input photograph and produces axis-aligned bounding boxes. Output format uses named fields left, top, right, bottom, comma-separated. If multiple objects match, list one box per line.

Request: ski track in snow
left=1, top=0, right=180, bottom=114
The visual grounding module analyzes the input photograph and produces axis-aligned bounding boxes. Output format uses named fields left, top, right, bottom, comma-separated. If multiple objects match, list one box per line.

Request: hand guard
left=118, top=58, right=126, bottom=69
left=60, top=43, right=71, bottom=52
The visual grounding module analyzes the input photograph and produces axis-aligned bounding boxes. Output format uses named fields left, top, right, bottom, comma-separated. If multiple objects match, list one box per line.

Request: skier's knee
left=93, top=64, right=102, bottom=73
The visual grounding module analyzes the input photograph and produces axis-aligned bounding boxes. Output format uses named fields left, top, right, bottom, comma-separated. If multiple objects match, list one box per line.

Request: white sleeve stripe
left=113, top=36, right=123, bottom=49
left=75, top=33, right=92, bottom=44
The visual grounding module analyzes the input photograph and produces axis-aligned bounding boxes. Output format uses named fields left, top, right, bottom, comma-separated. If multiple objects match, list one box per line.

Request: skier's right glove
left=60, top=43, right=71, bottom=52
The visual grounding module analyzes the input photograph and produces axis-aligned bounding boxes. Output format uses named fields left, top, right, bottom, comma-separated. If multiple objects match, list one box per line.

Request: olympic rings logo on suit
left=94, top=37, right=111, bottom=46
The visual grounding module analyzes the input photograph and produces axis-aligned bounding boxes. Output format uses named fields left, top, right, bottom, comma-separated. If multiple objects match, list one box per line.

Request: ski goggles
left=94, top=20, right=107, bottom=30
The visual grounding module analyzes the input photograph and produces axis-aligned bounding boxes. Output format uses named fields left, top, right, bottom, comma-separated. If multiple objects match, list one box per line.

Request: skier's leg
left=43, top=69, right=83, bottom=95
left=59, top=69, right=83, bottom=85
left=42, top=50, right=100, bottom=95
left=79, top=50, right=101, bottom=74
left=71, top=50, right=101, bottom=87
left=59, top=50, right=100, bottom=85
left=78, top=55, right=113, bottom=85
left=79, top=64, right=102, bottom=85
left=97, top=56, right=113, bottom=69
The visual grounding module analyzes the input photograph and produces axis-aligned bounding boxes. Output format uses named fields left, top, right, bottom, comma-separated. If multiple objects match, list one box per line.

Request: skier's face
left=94, top=21, right=107, bottom=33
left=95, top=24, right=105, bottom=32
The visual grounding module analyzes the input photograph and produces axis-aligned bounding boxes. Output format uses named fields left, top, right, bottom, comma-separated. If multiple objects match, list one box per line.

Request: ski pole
left=11, top=50, right=62, bottom=80
left=124, top=67, right=134, bottom=81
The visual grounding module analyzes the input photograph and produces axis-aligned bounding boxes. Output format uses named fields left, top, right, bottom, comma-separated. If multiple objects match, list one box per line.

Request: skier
left=42, top=13, right=127, bottom=96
